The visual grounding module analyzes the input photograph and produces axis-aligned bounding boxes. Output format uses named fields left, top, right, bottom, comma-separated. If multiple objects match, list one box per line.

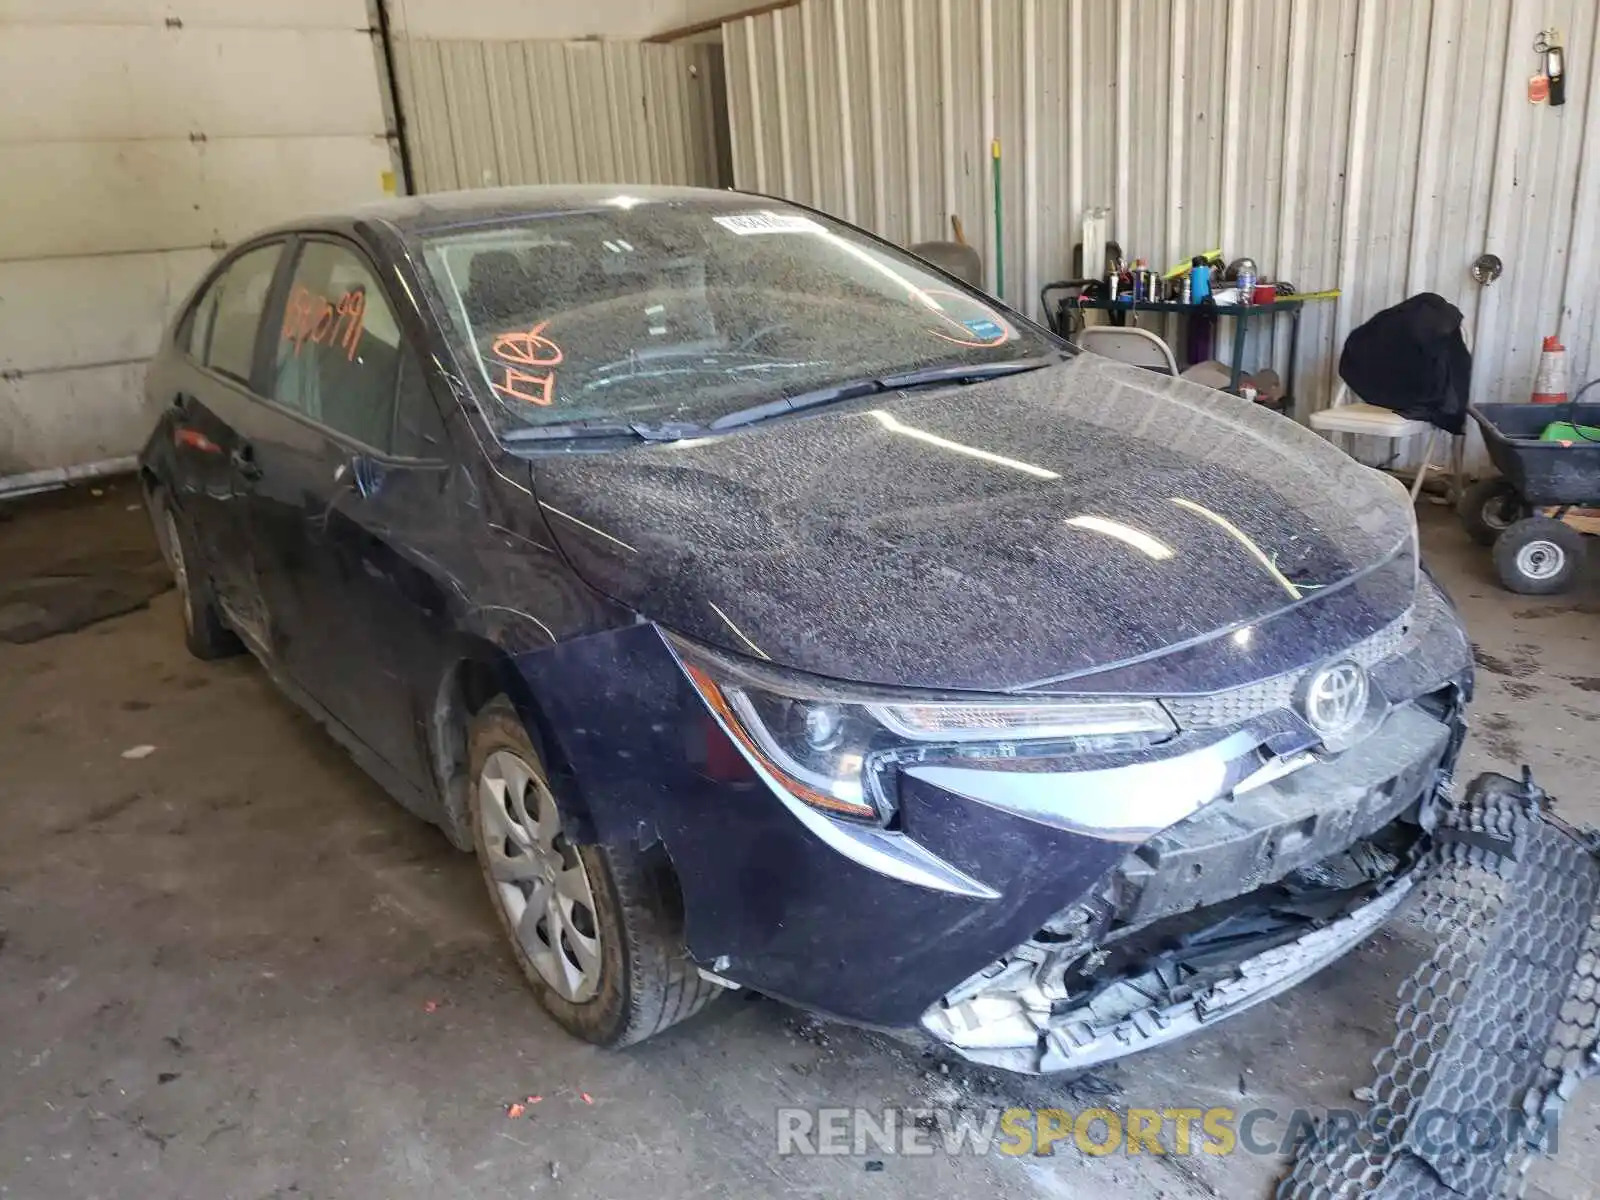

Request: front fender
left=508, top=621, right=688, bottom=849
left=505, top=622, right=1116, bottom=1028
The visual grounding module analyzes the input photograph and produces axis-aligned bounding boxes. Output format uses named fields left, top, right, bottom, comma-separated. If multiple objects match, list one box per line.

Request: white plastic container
left=1081, top=207, right=1110, bottom=280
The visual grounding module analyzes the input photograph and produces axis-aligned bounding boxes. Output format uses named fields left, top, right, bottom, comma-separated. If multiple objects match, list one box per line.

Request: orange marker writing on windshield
left=491, top=364, right=556, bottom=407
left=488, top=320, right=562, bottom=406
left=492, top=321, right=564, bottom=368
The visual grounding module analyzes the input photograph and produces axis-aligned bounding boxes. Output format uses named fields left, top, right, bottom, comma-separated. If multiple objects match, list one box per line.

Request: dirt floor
left=2, top=480, right=1598, bottom=1200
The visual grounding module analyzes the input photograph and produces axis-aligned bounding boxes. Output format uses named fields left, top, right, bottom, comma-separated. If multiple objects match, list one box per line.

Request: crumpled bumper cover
left=916, top=694, right=1460, bottom=1074
left=923, top=870, right=1421, bottom=1073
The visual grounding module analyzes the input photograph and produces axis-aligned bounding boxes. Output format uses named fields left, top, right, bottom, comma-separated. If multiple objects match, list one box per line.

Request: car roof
left=286, top=185, right=775, bottom=239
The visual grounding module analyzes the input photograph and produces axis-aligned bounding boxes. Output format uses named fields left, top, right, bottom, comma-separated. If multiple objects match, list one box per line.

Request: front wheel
left=1492, top=516, right=1585, bottom=595
left=1458, top=477, right=1525, bottom=546
left=466, top=696, right=722, bottom=1046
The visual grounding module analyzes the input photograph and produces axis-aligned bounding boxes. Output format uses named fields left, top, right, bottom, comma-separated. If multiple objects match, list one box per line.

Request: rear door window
left=200, top=244, right=284, bottom=383
left=269, top=241, right=402, bottom=452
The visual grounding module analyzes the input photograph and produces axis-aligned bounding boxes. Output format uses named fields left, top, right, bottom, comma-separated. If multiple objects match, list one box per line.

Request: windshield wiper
left=502, top=418, right=702, bottom=443
left=709, top=378, right=886, bottom=431
left=879, top=353, right=1062, bottom=390
left=502, top=354, right=1063, bottom=441
left=708, top=355, right=1061, bottom=431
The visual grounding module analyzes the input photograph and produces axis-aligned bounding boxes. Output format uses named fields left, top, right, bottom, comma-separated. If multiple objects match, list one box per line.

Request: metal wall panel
left=0, top=1, right=392, bottom=484
left=0, top=137, right=387, bottom=261
left=723, top=0, right=1600, bottom=440
left=395, top=38, right=725, bottom=194
left=0, top=251, right=215, bottom=374
left=0, top=0, right=364, bottom=26
left=384, top=0, right=755, bottom=41
left=0, top=27, right=385, bottom=143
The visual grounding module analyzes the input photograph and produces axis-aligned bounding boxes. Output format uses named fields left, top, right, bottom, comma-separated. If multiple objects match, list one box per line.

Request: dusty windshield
left=419, top=200, right=1055, bottom=435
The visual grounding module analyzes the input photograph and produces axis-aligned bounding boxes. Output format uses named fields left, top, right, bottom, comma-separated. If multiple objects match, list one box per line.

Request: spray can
left=1238, top=265, right=1256, bottom=305
left=1181, top=272, right=1192, bottom=305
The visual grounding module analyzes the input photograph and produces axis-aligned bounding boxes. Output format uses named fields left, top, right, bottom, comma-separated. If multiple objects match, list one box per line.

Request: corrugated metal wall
left=723, top=0, right=1600, bottom=426
left=387, top=0, right=758, bottom=40
left=394, top=39, right=727, bottom=193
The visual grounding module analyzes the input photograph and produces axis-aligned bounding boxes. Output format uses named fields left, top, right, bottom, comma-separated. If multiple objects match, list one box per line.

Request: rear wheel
left=1458, top=477, right=1525, bottom=546
left=1493, top=516, right=1585, bottom=595
left=155, top=492, right=242, bottom=660
left=467, top=697, right=722, bottom=1046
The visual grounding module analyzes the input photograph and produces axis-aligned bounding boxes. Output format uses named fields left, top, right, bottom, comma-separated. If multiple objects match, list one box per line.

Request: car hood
left=527, top=354, right=1418, bottom=693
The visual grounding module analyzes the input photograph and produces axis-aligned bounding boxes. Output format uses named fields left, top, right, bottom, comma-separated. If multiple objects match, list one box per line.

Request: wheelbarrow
left=1460, top=400, right=1600, bottom=593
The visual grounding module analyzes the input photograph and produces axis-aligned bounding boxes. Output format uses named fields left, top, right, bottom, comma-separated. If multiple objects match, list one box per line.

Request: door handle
left=231, top=444, right=262, bottom=481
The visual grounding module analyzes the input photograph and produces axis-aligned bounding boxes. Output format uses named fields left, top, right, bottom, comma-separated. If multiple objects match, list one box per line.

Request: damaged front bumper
left=928, top=868, right=1419, bottom=1073
left=920, top=699, right=1455, bottom=1074
left=902, top=579, right=1473, bottom=1074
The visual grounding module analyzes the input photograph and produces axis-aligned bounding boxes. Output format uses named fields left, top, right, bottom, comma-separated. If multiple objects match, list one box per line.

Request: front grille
left=1164, top=608, right=1412, bottom=729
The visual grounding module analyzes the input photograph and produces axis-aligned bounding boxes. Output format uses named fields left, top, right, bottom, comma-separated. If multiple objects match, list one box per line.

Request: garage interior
left=4, top=2, right=1600, bottom=1198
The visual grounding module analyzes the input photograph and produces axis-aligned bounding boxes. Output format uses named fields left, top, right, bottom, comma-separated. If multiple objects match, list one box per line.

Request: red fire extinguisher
left=1536, top=30, right=1566, bottom=107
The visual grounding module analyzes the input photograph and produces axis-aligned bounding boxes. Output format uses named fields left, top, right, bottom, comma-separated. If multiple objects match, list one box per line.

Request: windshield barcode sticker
left=713, top=212, right=823, bottom=236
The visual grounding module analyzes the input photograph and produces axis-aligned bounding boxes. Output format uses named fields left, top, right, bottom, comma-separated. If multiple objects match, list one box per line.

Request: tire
left=154, top=490, right=243, bottom=660
left=1458, top=477, right=1525, bottom=547
left=1492, top=516, right=1585, bottom=595
left=467, top=696, right=721, bottom=1046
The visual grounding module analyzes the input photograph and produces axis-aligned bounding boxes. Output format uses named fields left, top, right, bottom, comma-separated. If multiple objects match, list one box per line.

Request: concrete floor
left=3, top=482, right=1599, bottom=1200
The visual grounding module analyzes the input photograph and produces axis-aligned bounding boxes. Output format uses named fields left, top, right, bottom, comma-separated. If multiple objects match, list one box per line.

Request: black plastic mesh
left=1279, top=774, right=1600, bottom=1200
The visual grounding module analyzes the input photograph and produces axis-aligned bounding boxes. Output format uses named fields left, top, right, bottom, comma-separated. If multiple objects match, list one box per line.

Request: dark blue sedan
left=138, top=186, right=1473, bottom=1073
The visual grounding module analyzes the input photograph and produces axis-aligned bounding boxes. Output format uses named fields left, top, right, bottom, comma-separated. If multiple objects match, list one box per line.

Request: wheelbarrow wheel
left=1459, top=477, right=1525, bottom=546
left=1492, top=517, right=1585, bottom=595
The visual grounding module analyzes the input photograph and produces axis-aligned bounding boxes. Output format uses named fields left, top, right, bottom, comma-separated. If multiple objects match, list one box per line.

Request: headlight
left=869, top=699, right=1176, bottom=741
left=672, top=637, right=1176, bottom=823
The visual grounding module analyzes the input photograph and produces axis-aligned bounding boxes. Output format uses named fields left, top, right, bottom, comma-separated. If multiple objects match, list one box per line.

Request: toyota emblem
left=1301, top=660, right=1368, bottom=737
